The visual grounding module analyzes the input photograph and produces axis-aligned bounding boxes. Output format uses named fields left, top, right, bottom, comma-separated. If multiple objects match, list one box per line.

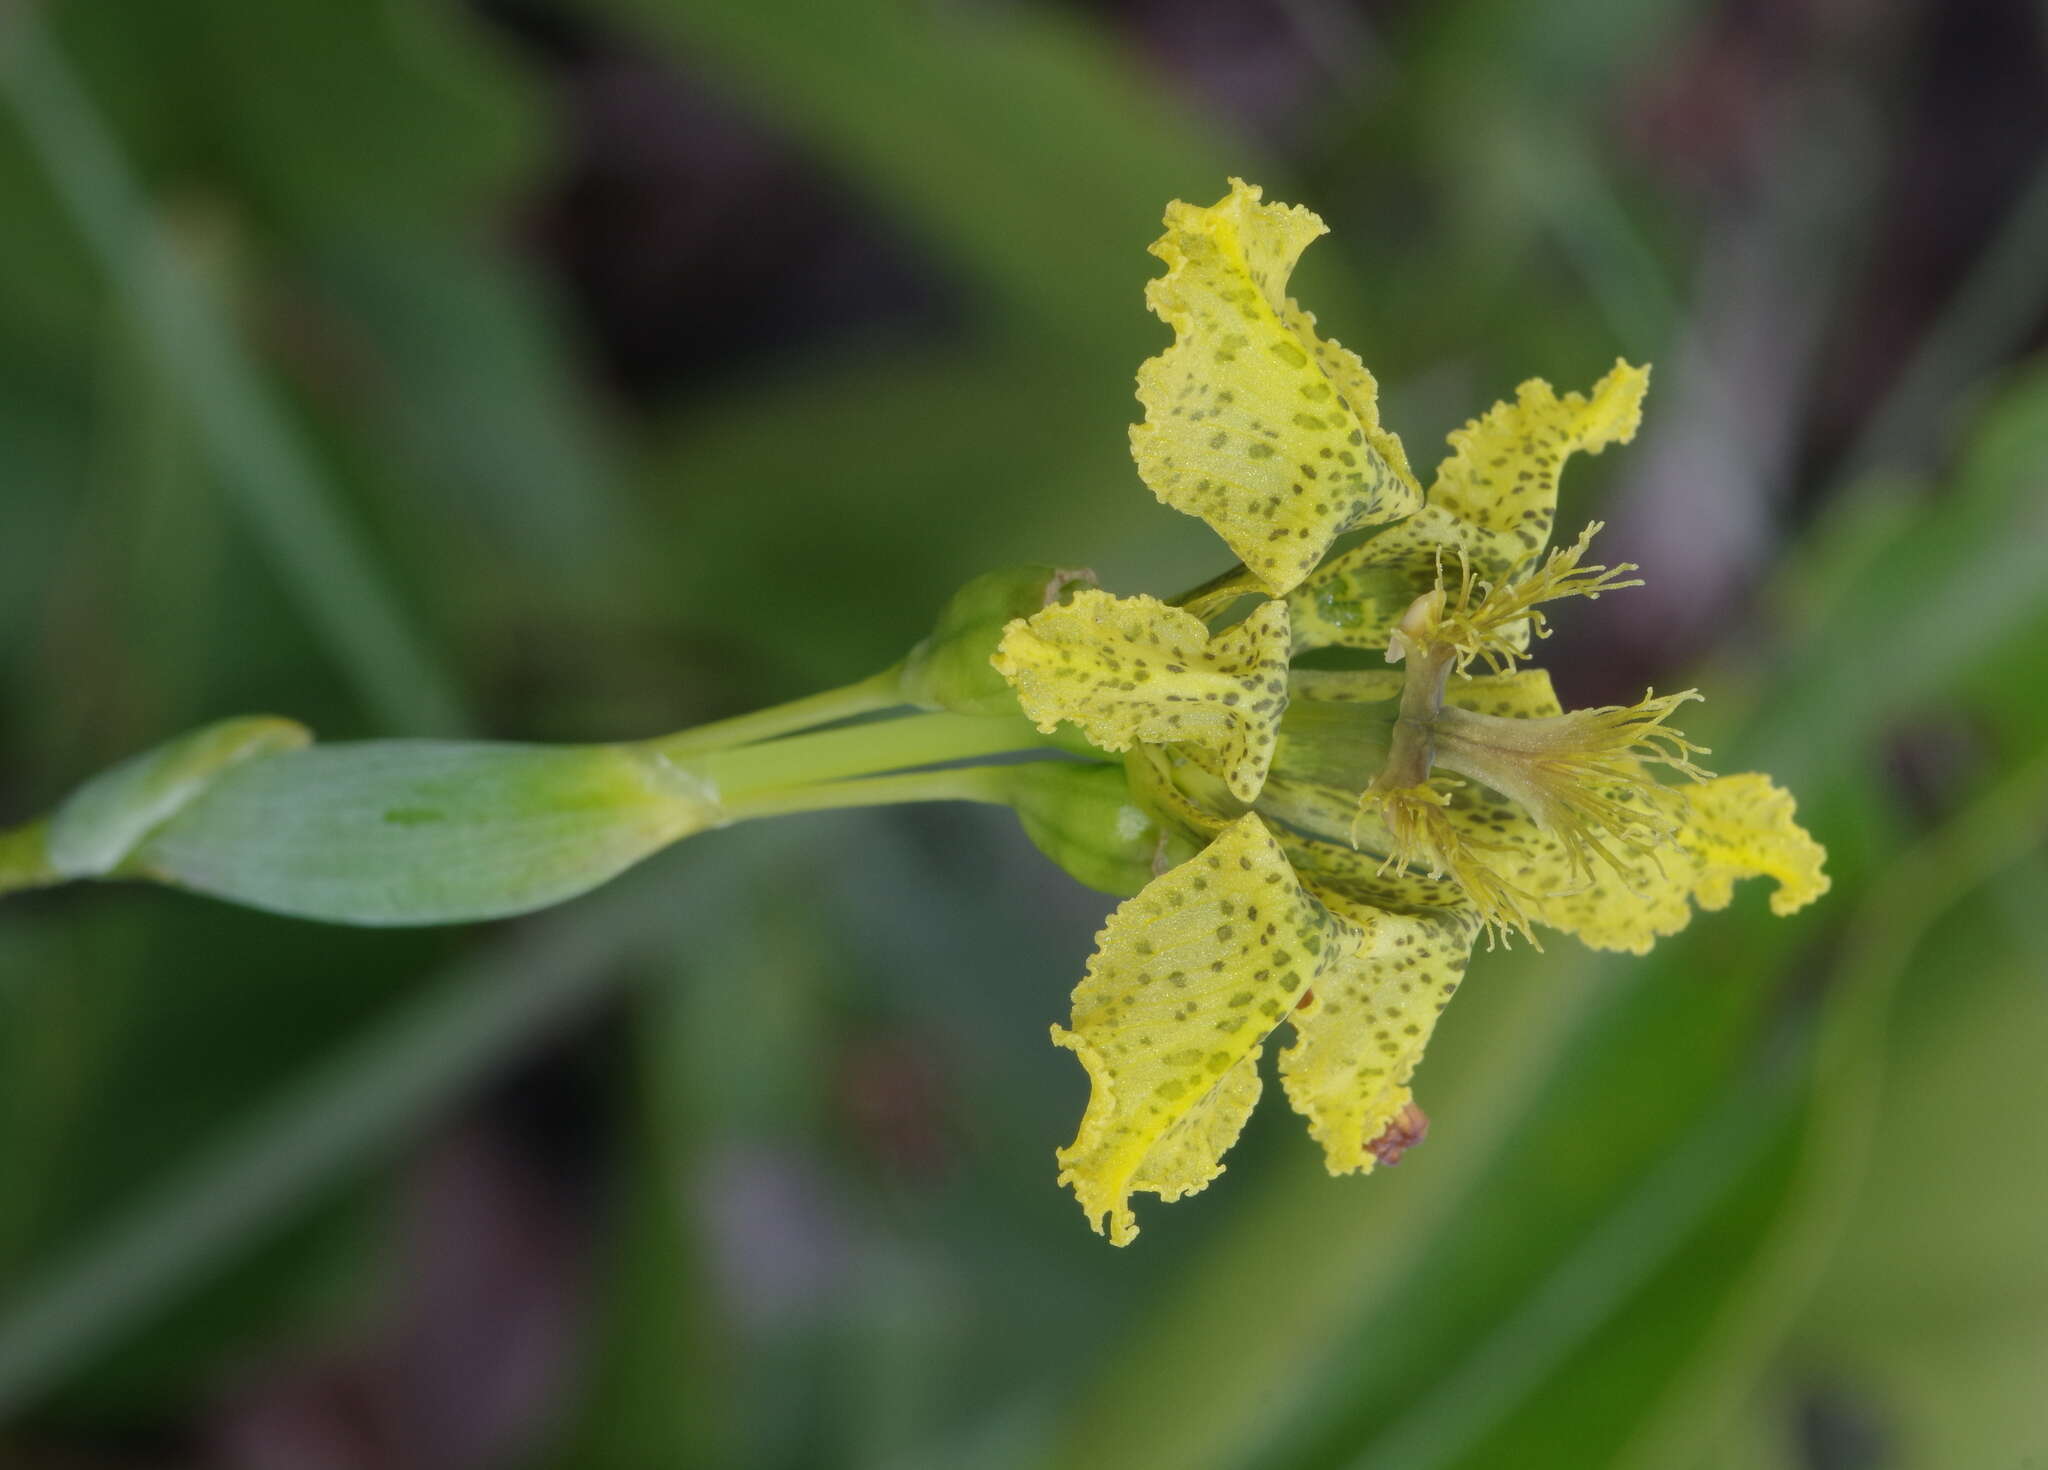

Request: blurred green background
left=1, top=0, right=2045, bottom=1465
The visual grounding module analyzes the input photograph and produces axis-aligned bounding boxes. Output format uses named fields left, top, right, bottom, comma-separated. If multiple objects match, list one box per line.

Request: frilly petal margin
left=1130, top=178, right=1422, bottom=596
left=1516, top=773, right=1830, bottom=954
left=1051, top=813, right=1358, bottom=1244
left=1279, top=898, right=1481, bottom=1175
left=1671, top=772, right=1831, bottom=918
left=1288, top=361, right=1650, bottom=656
left=1427, top=360, right=1649, bottom=560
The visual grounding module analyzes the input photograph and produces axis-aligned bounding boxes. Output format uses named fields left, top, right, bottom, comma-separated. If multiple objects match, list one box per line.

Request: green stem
left=0, top=821, right=57, bottom=897
left=1174, top=562, right=1261, bottom=621
left=648, top=710, right=1064, bottom=804
left=720, top=764, right=1019, bottom=821
left=651, top=665, right=906, bottom=757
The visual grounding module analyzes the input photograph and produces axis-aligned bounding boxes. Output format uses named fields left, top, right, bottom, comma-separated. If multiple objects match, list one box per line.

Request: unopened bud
left=1005, top=762, right=1192, bottom=897
left=900, top=564, right=1095, bottom=716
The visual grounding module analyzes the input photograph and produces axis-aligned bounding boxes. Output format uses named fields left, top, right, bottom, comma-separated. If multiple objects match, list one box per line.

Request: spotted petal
left=1529, top=772, right=1830, bottom=952
left=1409, top=678, right=1823, bottom=951
left=1278, top=898, right=1481, bottom=1174
left=1131, top=179, right=1422, bottom=596
left=993, top=589, right=1290, bottom=803
left=1307, top=670, right=1823, bottom=948
left=1052, top=813, right=1358, bottom=1244
left=1289, top=361, right=1650, bottom=654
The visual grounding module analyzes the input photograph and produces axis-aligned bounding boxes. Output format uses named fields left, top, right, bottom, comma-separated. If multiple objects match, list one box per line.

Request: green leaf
left=47, top=716, right=309, bottom=877
left=134, top=740, right=720, bottom=925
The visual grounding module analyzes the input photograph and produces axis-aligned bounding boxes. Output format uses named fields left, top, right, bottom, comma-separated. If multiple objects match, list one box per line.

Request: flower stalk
left=0, top=698, right=1104, bottom=919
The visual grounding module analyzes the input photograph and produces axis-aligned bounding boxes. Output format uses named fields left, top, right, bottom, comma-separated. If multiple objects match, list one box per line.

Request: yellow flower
left=992, top=180, right=1829, bottom=1245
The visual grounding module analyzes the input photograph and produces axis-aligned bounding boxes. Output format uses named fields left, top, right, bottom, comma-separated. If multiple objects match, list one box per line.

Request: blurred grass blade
left=313, top=236, right=630, bottom=578
left=595, top=0, right=1247, bottom=346
left=0, top=10, right=464, bottom=734
left=1418, top=748, right=2048, bottom=1470
left=1348, top=1063, right=1804, bottom=1470
left=1615, top=741, right=2048, bottom=1469
left=1839, top=155, right=2048, bottom=481
left=1749, top=362, right=2048, bottom=783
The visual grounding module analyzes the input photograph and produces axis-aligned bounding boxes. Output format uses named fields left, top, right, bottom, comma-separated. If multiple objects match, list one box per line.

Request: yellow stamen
left=1422, top=523, right=1643, bottom=675
left=1432, top=689, right=1713, bottom=881
left=1351, top=781, right=1542, bottom=948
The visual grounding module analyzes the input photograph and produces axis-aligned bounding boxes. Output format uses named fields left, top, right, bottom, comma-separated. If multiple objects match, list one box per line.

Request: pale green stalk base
left=650, top=665, right=907, bottom=757
left=0, top=683, right=1088, bottom=917
left=718, top=765, right=1019, bottom=821
left=655, top=708, right=1056, bottom=805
